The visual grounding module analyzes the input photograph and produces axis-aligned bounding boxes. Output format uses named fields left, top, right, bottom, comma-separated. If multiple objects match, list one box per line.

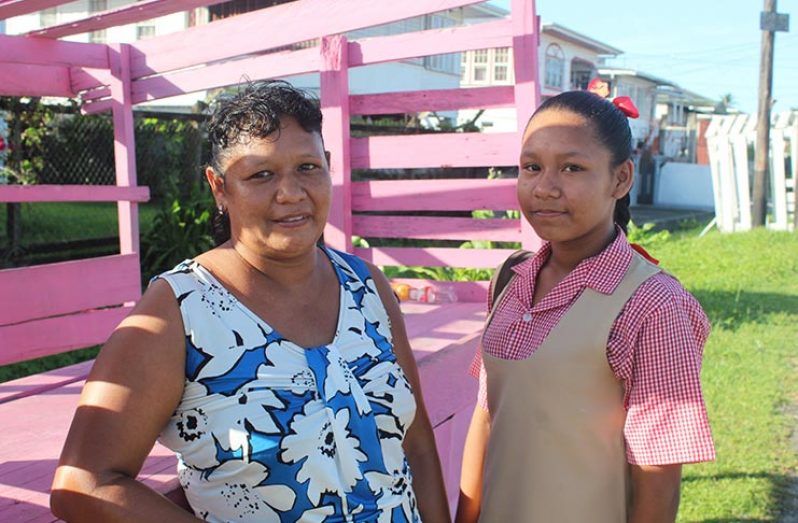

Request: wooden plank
left=355, top=246, right=514, bottom=268
left=0, top=34, right=108, bottom=68
left=129, top=0, right=485, bottom=76
left=353, top=215, right=521, bottom=242
left=0, top=63, right=72, bottom=98
left=0, top=306, right=132, bottom=366
left=70, top=67, right=113, bottom=92
left=351, top=132, right=518, bottom=169
left=0, top=184, right=149, bottom=203
left=81, top=98, right=113, bottom=115
left=351, top=179, right=517, bottom=212
left=108, top=43, right=140, bottom=256
left=130, top=46, right=319, bottom=103
left=0, top=360, right=92, bottom=405
left=350, top=86, right=514, bottom=116
left=0, top=254, right=141, bottom=325
left=28, top=0, right=226, bottom=39
left=0, top=0, right=72, bottom=20
left=350, top=18, right=512, bottom=67
left=511, top=0, right=543, bottom=252
left=320, top=35, right=353, bottom=253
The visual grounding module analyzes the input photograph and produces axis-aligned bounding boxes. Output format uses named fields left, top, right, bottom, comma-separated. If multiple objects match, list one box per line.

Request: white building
left=458, top=4, right=622, bottom=132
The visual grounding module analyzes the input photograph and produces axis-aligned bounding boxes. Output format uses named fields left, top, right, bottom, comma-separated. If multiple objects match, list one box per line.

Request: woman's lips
left=273, top=214, right=310, bottom=227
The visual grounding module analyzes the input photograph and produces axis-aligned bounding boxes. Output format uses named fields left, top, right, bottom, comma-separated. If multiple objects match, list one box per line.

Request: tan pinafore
left=479, top=252, right=660, bottom=523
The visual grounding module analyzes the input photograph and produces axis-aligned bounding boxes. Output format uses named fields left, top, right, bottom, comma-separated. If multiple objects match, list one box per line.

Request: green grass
left=646, top=229, right=798, bottom=522
left=0, top=201, right=158, bottom=245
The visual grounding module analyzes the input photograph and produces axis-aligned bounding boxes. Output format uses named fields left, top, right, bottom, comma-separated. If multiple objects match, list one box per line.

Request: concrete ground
left=630, top=205, right=714, bottom=231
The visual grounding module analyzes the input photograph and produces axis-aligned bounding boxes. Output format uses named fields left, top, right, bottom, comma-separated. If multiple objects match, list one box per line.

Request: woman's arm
left=51, top=280, right=202, bottom=522
left=454, top=403, right=490, bottom=523
left=365, top=265, right=451, bottom=523
left=628, top=464, right=682, bottom=523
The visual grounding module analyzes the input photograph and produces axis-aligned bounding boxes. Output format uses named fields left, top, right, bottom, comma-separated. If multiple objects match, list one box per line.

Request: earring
left=216, top=204, right=226, bottom=216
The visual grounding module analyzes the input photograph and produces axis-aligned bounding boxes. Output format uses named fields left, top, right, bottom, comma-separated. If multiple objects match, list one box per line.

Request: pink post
left=108, top=43, right=142, bottom=273
left=320, top=35, right=353, bottom=253
left=512, top=0, right=543, bottom=252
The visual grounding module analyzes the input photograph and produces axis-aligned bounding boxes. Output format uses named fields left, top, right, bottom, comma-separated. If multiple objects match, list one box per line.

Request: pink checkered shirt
left=471, top=230, right=716, bottom=466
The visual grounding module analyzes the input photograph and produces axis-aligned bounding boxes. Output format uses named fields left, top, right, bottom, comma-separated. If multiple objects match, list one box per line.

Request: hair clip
left=612, top=96, right=640, bottom=119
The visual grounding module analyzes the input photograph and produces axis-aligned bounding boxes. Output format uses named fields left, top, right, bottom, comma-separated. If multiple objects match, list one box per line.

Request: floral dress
left=155, top=248, right=421, bottom=522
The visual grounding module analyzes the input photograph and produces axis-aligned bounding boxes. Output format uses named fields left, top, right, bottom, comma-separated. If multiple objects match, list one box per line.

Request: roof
left=598, top=67, right=676, bottom=87
left=541, top=23, right=622, bottom=57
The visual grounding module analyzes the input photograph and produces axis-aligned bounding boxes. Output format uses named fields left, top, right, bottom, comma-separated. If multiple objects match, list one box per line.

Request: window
left=136, top=25, right=156, bottom=40
left=89, top=0, right=107, bottom=12
left=570, top=59, right=595, bottom=90
left=89, top=29, right=107, bottom=43
left=544, top=44, right=565, bottom=89
left=40, top=8, right=57, bottom=27
left=494, top=47, right=510, bottom=82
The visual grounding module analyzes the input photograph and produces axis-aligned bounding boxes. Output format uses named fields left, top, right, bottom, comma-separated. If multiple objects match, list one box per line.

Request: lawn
left=647, top=228, right=798, bottom=522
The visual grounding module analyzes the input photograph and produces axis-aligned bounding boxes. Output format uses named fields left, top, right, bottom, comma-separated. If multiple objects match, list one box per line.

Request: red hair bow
left=612, top=96, right=640, bottom=119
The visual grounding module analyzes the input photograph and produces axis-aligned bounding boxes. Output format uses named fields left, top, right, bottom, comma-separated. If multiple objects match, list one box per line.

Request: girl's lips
left=533, top=210, right=565, bottom=217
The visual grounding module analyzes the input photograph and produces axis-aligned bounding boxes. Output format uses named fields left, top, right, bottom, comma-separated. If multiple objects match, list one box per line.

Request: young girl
left=455, top=90, right=715, bottom=523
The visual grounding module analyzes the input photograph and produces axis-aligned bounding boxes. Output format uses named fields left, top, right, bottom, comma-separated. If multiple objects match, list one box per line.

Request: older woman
left=51, top=81, right=449, bottom=522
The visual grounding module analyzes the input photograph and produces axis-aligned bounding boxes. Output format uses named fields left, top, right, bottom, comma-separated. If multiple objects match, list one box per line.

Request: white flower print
left=282, top=405, right=367, bottom=505
left=321, top=347, right=372, bottom=415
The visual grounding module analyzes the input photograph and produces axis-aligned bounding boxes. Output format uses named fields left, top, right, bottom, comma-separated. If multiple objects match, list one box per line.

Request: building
left=458, top=4, right=622, bottom=132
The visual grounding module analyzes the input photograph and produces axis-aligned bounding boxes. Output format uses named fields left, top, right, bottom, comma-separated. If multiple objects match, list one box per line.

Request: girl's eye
left=522, top=163, right=541, bottom=173
left=562, top=164, right=583, bottom=173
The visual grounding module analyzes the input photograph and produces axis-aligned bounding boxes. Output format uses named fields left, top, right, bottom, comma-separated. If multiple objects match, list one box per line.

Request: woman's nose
left=275, top=173, right=305, bottom=203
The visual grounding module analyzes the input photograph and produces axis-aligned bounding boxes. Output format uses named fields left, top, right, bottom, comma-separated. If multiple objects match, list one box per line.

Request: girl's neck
left=546, top=224, right=617, bottom=274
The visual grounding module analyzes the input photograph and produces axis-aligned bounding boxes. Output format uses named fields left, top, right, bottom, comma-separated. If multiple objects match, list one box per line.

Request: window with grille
left=136, top=25, right=156, bottom=40
left=544, top=44, right=565, bottom=89
left=89, top=0, right=107, bottom=12
left=40, top=8, right=57, bottom=27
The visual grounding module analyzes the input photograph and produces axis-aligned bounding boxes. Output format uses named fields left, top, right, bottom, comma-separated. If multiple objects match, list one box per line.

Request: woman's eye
left=250, top=170, right=274, bottom=180
left=299, top=163, right=321, bottom=173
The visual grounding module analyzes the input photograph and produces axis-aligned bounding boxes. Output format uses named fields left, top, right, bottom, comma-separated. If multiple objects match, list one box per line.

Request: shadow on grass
left=691, top=289, right=798, bottom=332
left=683, top=471, right=798, bottom=523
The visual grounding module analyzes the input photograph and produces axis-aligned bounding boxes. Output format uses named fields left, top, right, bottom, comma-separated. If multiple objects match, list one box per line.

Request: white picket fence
left=705, top=112, right=796, bottom=232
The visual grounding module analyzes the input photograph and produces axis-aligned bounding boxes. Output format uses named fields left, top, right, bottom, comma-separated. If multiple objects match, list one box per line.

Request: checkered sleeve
left=622, top=282, right=715, bottom=465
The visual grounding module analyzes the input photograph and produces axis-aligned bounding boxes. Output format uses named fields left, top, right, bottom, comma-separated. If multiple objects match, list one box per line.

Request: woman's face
left=208, top=116, right=331, bottom=259
left=517, top=108, right=631, bottom=248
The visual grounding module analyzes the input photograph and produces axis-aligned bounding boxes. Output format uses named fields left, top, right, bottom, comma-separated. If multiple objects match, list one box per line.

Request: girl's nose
left=532, top=170, right=560, bottom=199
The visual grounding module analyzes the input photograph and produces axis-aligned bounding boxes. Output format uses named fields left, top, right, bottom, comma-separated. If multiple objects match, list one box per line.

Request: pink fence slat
left=351, top=132, right=517, bottom=170
left=81, top=98, right=113, bottom=115
left=0, top=306, right=132, bottom=366
left=352, top=179, right=517, bottom=212
left=0, top=361, right=92, bottom=405
left=28, top=0, right=226, bottom=39
left=70, top=67, right=113, bottom=92
left=353, top=215, right=521, bottom=242
left=0, top=34, right=108, bottom=68
left=355, top=246, right=515, bottom=269
left=129, top=0, right=485, bottom=77
left=130, top=46, right=320, bottom=103
left=0, top=0, right=72, bottom=20
left=0, top=254, right=141, bottom=325
left=350, top=18, right=512, bottom=67
left=320, top=35, right=353, bottom=253
left=0, top=184, right=149, bottom=203
left=81, top=86, right=112, bottom=101
left=0, top=63, right=72, bottom=98
left=350, top=86, right=514, bottom=116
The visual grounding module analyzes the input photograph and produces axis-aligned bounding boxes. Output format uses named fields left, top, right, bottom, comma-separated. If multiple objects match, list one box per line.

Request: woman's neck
left=227, top=241, right=322, bottom=288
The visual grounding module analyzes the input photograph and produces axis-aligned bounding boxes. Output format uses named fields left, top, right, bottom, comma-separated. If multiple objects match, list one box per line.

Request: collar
left=511, top=226, right=634, bottom=296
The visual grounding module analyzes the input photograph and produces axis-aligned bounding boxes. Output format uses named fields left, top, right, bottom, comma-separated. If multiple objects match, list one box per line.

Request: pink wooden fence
left=0, top=0, right=541, bottom=515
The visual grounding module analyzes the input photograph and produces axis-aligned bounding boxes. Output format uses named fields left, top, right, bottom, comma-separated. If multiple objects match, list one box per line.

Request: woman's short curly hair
left=207, top=80, right=323, bottom=175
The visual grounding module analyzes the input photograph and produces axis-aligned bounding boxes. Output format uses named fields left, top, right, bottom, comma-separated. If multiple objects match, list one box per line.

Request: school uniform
left=472, top=229, right=715, bottom=522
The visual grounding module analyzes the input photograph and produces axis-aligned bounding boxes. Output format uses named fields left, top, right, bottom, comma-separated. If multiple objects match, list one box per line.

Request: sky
left=491, top=0, right=798, bottom=114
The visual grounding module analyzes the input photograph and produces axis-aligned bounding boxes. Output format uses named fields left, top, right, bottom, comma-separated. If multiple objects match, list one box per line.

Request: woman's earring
left=216, top=204, right=226, bottom=216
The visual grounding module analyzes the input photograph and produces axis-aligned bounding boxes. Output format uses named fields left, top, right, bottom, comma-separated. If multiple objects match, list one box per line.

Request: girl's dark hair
left=530, top=90, right=633, bottom=233
left=206, top=80, right=323, bottom=244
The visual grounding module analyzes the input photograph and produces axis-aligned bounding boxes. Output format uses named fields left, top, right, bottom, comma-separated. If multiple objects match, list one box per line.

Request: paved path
left=630, top=205, right=714, bottom=231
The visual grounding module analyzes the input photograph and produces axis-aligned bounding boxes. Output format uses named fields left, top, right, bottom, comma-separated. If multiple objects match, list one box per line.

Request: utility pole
left=752, top=0, right=789, bottom=226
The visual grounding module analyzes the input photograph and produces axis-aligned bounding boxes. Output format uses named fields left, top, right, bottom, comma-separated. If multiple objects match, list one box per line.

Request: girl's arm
left=454, top=403, right=491, bottom=523
left=51, top=280, right=202, bottom=523
left=628, top=463, right=682, bottom=523
left=366, top=265, right=451, bottom=523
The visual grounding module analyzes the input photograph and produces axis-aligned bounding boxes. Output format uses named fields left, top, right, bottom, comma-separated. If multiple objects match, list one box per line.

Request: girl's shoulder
left=630, top=269, right=707, bottom=323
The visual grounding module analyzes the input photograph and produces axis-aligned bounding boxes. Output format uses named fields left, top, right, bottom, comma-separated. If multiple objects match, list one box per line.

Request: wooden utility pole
left=753, top=0, right=789, bottom=226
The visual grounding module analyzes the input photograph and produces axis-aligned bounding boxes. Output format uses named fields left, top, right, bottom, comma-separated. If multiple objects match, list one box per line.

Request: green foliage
left=140, top=181, right=215, bottom=281
left=0, top=96, right=58, bottom=184
left=626, top=220, right=671, bottom=248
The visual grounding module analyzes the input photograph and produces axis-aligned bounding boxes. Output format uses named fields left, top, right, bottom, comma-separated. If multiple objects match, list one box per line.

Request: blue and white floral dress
left=155, top=247, right=421, bottom=523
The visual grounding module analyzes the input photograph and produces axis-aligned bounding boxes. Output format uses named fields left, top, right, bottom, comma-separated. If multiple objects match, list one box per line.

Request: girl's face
left=517, top=108, right=632, bottom=249
left=207, top=116, right=331, bottom=259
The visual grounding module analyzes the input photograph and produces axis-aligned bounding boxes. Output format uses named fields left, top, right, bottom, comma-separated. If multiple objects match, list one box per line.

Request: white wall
left=654, top=162, right=714, bottom=210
